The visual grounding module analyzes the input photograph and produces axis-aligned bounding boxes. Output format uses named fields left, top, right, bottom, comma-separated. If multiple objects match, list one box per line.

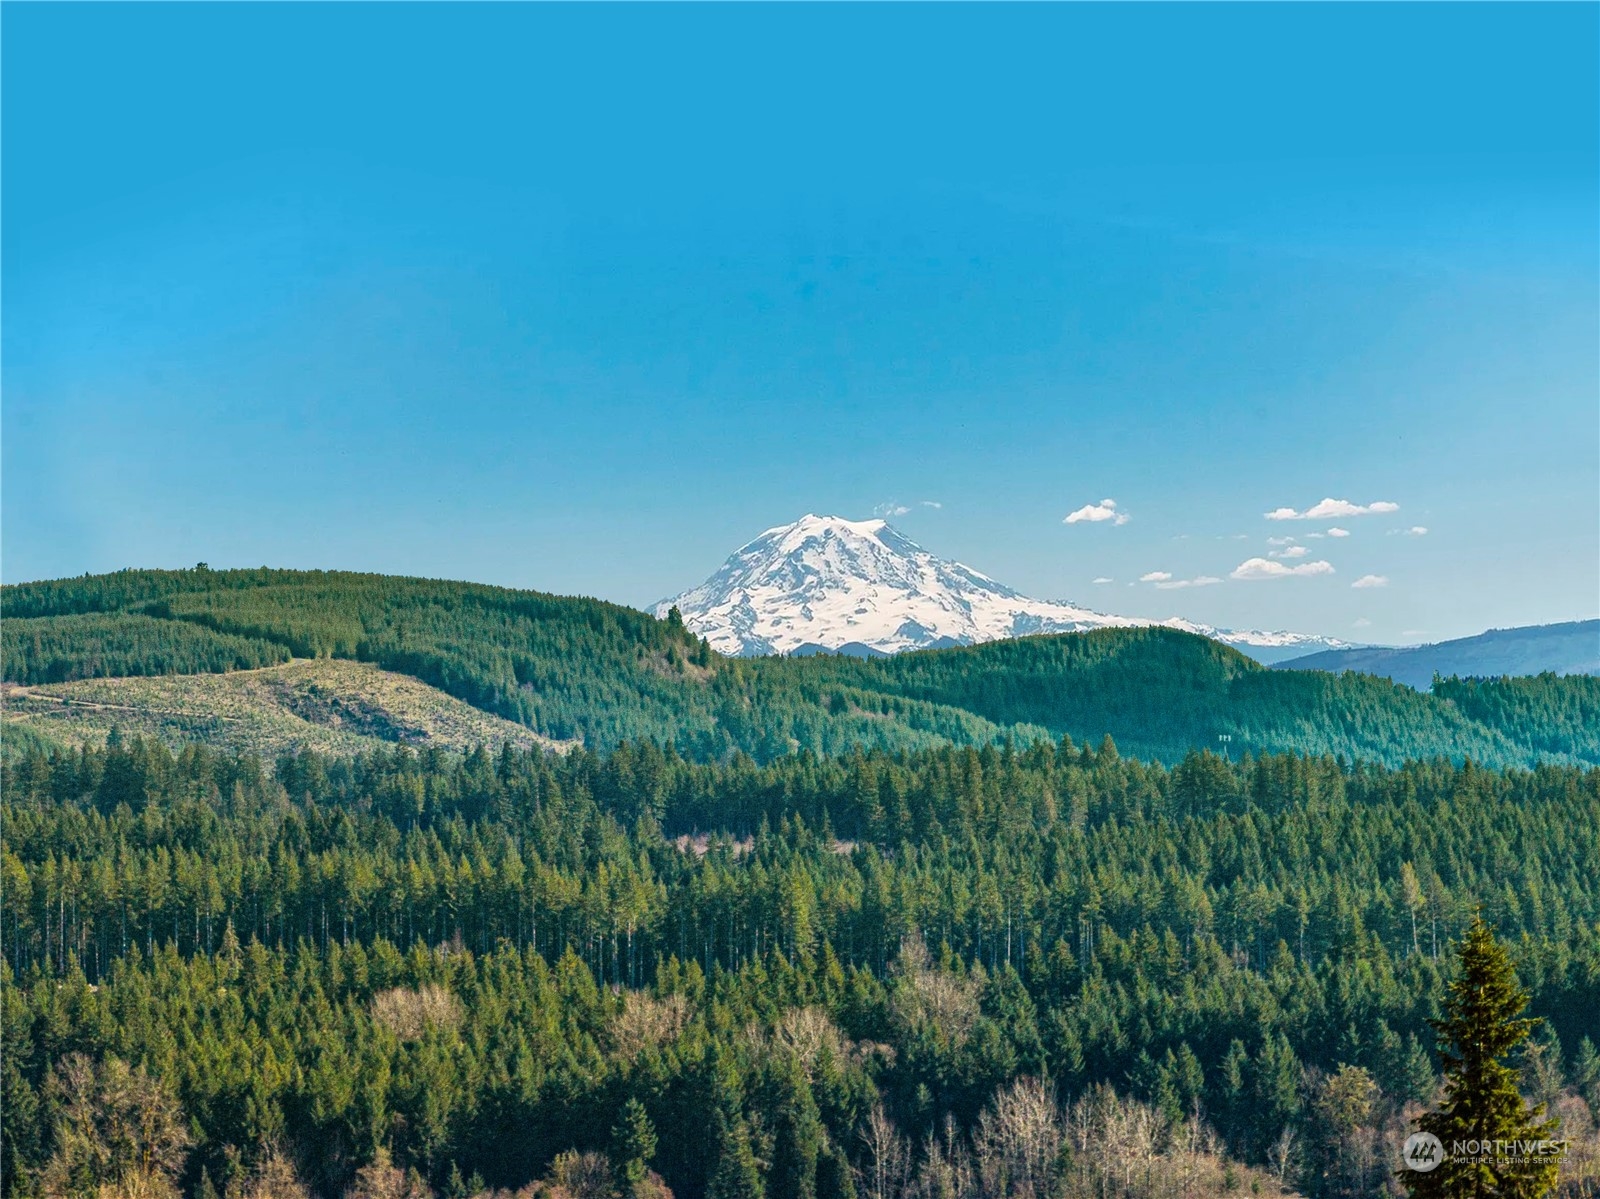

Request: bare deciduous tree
left=230, top=1145, right=314, bottom=1199
left=973, top=1077, right=1064, bottom=1199
left=859, top=1105, right=913, bottom=1199
left=371, top=985, right=463, bottom=1041
left=607, top=992, right=689, bottom=1063
left=41, top=1054, right=191, bottom=1199
left=773, top=1005, right=850, bottom=1079
left=890, top=934, right=980, bottom=1045
left=542, top=1151, right=615, bottom=1199
left=344, top=1149, right=433, bottom=1199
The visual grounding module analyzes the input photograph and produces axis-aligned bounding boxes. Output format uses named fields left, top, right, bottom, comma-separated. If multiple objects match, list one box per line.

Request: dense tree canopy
left=4, top=736, right=1598, bottom=1199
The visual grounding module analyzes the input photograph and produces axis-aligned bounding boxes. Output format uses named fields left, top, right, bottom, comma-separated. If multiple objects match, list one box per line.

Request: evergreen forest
left=4, top=734, right=1600, bottom=1199
left=4, top=568, right=1596, bottom=767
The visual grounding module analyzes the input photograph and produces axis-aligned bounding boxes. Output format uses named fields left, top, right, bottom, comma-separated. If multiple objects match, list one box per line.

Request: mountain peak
left=764, top=513, right=890, bottom=548
left=658, top=513, right=1353, bottom=662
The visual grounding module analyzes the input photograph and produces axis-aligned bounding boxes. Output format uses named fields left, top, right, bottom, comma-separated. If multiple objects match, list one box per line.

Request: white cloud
left=1266, top=536, right=1297, bottom=546
left=1352, top=618, right=1372, bottom=628
left=1230, top=557, right=1336, bottom=580
left=1065, top=498, right=1129, bottom=526
left=1351, top=574, right=1388, bottom=589
left=1092, top=576, right=1114, bottom=585
left=874, top=502, right=912, bottom=517
left=1139, top=569, right=1221, bottom=589
left=1269, top=545, right=1309, bottom=559
left=1265, top=498, right=1399, bottom=521
left=921, top=500, right=942, bottom=509
left=1327, top=527, right=1350, bottom=538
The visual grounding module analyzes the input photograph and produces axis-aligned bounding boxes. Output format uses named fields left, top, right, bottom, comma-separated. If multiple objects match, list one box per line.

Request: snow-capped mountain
left=656, top=514, right=1352, bottom=664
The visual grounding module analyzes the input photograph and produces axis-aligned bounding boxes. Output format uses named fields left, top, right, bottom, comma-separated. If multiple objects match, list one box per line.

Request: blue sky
left=4, top=4, right=1596, bottom=645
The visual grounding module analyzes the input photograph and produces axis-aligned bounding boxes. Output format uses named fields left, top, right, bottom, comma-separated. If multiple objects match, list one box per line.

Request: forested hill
left=3, top=567, right=1594, bottom=767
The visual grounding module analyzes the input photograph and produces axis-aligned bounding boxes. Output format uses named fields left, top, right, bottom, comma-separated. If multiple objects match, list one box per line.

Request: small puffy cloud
left=1389, top=525, right=1428, bottom=536
left=1139, top=569, right=1220, bottom=590
left=1092, top=576, right=1114, bottom=585
left=1269, top=545, right=1309, bottom=559
left=1327, top=527, right=1351, bottom=538
left=1351, top=574, right=1388, bottom=589
left=1065, top=498, right=1129, bottom=526
left=1266, top=498, right=1399, bottom=521
left=921, top=500, right=942, bottom=509
left=1266, top=536, right=1296, bottom=546
left=1230, top=557, right=1335, bottom=580
left=874, top=502, right=912, bottom=517
left=1353, top=618, right=1372, bottom=628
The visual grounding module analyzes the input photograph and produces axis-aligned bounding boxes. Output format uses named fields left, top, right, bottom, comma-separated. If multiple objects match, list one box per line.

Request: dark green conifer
left=1407, top=916, right=1559, bottom=1199
left=707, top=1117, right=766, bottom=1199
left=612, top=1098, right=658, bottom=1188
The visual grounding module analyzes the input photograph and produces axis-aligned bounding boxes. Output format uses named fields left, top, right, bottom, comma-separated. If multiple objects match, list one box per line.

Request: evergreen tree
left=708, top=1118, right=766, bottom=1199
left=1407, top=916, right=1559, bottom=1199
left=815, top=1147, right=856, bottom=1199
left=1400, top=1034, right=1438, bottom=1107
left=612, top=1099, right=658, bottom=1189
left=767, top=1056, right=823, bottom=1199
left=1572, top=1037, right=1600, bottom=1122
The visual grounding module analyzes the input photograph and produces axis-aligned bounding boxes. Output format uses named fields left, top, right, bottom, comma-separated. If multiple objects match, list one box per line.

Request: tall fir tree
left=612, top=1099, right=658, bottom=1190
left=708, top=1116, right=766, bottom=1199
left=1407, top=916, right=1560, bottom=1199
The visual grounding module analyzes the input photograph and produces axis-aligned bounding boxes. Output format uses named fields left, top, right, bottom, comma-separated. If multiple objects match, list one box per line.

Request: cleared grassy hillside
left=1, top=659, right=568, bottom=758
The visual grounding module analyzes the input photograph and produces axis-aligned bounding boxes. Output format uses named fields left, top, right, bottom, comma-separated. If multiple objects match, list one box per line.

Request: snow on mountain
left=656, top=514, right=1353, bottom=664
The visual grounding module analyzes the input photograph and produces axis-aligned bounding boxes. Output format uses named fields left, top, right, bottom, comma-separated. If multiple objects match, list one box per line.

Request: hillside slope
left=748, top=626, right=1568, bottom=766
left=1275, top=619, right=1600, bottom=688
left=2, top=567, right=1589, bottom=767
left=2, top=659, right=567, bottom=758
